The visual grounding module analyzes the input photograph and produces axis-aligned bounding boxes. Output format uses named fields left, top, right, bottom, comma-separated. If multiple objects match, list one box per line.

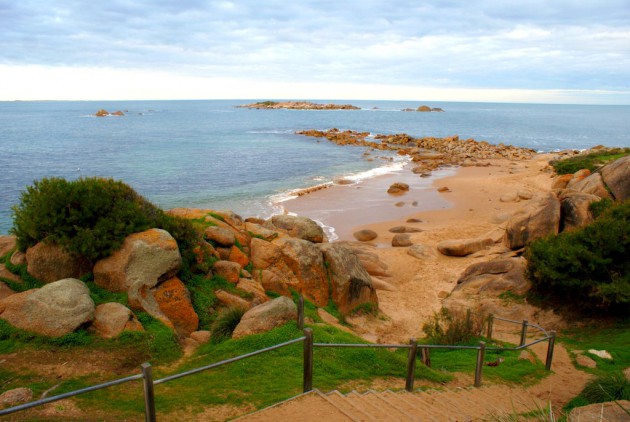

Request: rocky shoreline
left=236, top=101, right=360, bottom=110
left=296, top=128, right=537, bottom=177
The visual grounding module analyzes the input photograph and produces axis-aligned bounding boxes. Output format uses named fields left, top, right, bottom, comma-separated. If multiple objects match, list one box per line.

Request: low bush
left=422, top=308, right=486, bottom=345
left=550, top=147, right=630, bottom=175
left=211, top=307, right=246, bottom=344
left=10, top=177, right=208, bottom=278
left=581, top=372, right=630, bottom=403
left=526, top=200, right=630, bottom=313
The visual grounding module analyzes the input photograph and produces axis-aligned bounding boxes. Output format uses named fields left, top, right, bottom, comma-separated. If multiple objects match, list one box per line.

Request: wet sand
left=281, top=166, right=456, bottom=242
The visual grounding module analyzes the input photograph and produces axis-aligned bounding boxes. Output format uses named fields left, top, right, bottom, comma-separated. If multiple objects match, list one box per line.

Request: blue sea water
left=1, top=100, right=629, bottom=235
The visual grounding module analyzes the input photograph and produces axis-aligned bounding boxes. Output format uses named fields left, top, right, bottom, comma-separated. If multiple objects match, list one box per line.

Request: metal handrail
left=155, top=336, right=306, bottom=385
left=0, top=299, right=557, bottom=421
left=0, top=373, right=144, bottom=416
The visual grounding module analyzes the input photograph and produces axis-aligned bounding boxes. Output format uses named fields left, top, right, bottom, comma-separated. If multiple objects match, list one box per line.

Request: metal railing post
left=421, top=347, right=431, bottom=368
left=141, top=363, right=156, bottom=422
left=474, top=341, right=486, bottom=387
left=405, top=339, right=418, bottom=392
left=303, top=328, right=313, bottom=392
left=298, top=296, right=305, bottom=330
left=519, top=320, right=528, bottom=347
left=545, top=331, right=556, bottom=370
left=486, top=314, right=494, bottom=340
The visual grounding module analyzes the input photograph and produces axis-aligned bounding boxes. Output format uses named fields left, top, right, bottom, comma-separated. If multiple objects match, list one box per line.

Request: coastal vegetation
left=550, top=147, right=630, bottom=175
left=10, top=177, right=208, bottom=277
left=526, top=199, right=630, bottom=314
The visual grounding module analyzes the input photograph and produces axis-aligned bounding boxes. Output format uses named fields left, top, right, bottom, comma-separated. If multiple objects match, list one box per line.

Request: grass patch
left=498, top=291, right=527, bottom=304
left=211, top=307, right=246, bottom=344
left=188, top=274, right=253, bottom=330
left=550, top=147, right=630, bottom=175
left=0, top=256, right=44, bottom=292
left=561, top=321, right=630, bottom=413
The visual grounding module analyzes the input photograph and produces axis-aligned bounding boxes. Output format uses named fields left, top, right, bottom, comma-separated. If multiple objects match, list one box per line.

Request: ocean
left=1, top=100, right=629, bottom=235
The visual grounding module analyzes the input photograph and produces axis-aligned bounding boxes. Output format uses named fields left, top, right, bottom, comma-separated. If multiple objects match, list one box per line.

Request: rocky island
left=236, top=101, right=360, bottom=110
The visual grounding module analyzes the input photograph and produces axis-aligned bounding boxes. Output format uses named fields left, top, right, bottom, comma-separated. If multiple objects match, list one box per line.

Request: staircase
left=234, top=386, right=546, bottom=421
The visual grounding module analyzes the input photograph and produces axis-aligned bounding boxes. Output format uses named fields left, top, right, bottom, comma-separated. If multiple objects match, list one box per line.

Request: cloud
left=1, top=1, right=629, bottom=102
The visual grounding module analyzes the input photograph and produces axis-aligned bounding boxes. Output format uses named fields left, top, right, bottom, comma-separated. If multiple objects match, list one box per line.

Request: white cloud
left=1, top=1, right=629, bottom=103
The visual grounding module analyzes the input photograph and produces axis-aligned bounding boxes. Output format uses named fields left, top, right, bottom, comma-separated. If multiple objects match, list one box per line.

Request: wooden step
left=326, top=390, right=373, bottom=421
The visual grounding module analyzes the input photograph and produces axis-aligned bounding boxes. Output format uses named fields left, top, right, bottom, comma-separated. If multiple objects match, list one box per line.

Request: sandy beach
left=283, top=154, right=556, bottom=342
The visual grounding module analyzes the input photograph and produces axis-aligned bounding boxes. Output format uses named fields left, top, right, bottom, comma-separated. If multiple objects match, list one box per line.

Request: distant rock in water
left=236, top=101, right=360, bottom=110
left=402, top=105, right=445, bottom=112
left=95, top=109, right=125, bottom=117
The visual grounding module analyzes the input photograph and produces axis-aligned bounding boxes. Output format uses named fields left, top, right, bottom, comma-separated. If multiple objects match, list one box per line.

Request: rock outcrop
left=0, top=278, right=94, bottom=337
left=93, top=228, right=183, bottom=328
left=437, top=237, right=493, bottom=257
left=276, top=238, right=328, bottom=306
left=91, top=302, right=143, bottom=339
left=601, top=155, right=630, bottom=201
left=26, top=242, right=92, bottom=283
left=237, top=101, right=360, bottom=110
left=319, top=243, right=378, bottom=315
left=232, top=296, right=297, bottom=339
left=264, top=215, right=325, bottom=243
left=559, top=191, right=599, bottom=231
left=503, top=192, right=561, bottom=250
left=0, top=235, right=16, bottom=257
left=454, top=258, right=530, bottom=296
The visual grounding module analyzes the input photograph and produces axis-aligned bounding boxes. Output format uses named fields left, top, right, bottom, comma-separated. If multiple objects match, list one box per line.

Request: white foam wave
left=246, top=129, right=294, bottom=134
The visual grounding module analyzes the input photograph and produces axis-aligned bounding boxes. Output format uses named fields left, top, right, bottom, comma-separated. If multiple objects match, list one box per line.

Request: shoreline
left=285, top=152, right=557, bottom=342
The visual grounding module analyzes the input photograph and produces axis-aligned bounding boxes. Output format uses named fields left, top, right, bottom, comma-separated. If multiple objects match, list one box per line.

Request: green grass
left=560, top=321, right=630, bottom=412
left=550, top=147, right=630, bottom=175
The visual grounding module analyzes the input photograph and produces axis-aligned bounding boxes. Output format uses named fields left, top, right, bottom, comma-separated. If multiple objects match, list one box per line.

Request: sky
left=1, top=1, right=629, bottom=104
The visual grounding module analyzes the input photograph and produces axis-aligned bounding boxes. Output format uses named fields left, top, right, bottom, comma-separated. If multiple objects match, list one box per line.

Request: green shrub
left=526, top=200, right=630, bottom=313
left=211, top=307, right=246, bottom=344
left=10, top=177, right=208, bottom=278
left=422, top=308, right=486, bottom=345
left=550, top=148, right=630, bottom=175
left=581, top=372, right=630, bottom=403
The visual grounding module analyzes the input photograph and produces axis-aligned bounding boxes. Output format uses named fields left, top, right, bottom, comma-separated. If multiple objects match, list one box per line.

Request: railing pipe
left=155, top=337, right=305, bottom=384
left=519, top=320, right=529, bottom=347
left=545, top=331, right=556, bottom=370
left=405, top=339, right=418, bottom=392
left=142, top=363, right=157, bottom=422
left=303, top=328, right=314, bottom=392
left=313, top=343, right=411, bottom=349
left=0, top=373, right=143, bottom=416
left=474, top=341, right=486, bottom=387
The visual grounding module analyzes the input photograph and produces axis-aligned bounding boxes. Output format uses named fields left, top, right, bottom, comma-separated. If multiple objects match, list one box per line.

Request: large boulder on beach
left=504, top=192, right=561, bottom=250
left=560, top=191, right=599, bottom=231
left=454, top=258, right=530, bottom=296
left=571, top=173, right=612, bottom=199
left=353, top=229, right=378, bottom=242
left=276, top=238, right=329, bottom=306
left=387, top=182, right=410, bottom=194
left=319, top=243, right=378, bottom=315
left=26, top=242, right=92, bottom=283
left=232, top=296, right=297, bottom=339
left=601, top=155, right=630, bottom=201
left=0, top=278, right=94, bottom=337
left=264, top=215, right=325, bottom=243
left=93, top=229, right=182, bottom=327
left=437, top=237, right=493, bottom=257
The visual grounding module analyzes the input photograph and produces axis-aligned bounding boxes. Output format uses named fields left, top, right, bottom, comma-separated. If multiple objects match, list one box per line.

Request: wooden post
left=141, top=363, right=156, bottom=422
left=420, top=347, right=431, bottom=368
left=519, top=320, right=529, bottom=346
left=486, top=314, right=494, bottom=340
left=474, top=341, right=486, bottom=388
left=303, top=328, right=313, bottom=392
left=298, top=296, right=305, bottom=330
left=405, top=339, right=418, bottom=392
left=545, top=331, right=556, bottom=370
